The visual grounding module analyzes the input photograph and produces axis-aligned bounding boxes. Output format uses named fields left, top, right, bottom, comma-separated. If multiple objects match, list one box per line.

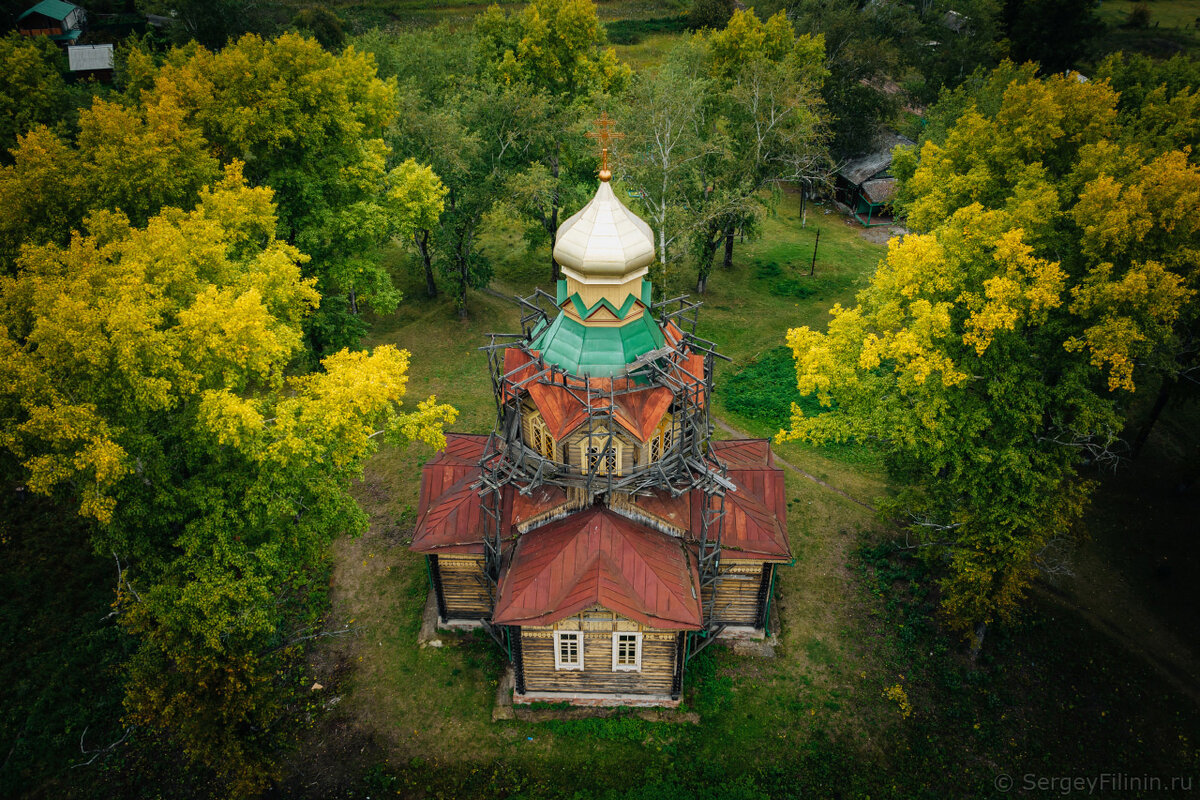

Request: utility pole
left=810, top=229, right=820, bottom=276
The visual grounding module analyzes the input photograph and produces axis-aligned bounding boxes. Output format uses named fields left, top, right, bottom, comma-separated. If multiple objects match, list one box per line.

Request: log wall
left=703, top=560, right=771, bottom=627
left=519, top=606, right=680, bottom=695
left=432, top=554, right=491, bottom=619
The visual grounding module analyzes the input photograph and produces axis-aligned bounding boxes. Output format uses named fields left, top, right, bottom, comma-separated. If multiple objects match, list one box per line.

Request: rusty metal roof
left=412, top=434, right=493, bottom=554
left=492, top=508, right=703, bottom=629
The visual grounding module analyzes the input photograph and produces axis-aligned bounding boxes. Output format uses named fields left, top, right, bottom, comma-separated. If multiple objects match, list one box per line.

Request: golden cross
left=585, top=111, right=624, bottom=180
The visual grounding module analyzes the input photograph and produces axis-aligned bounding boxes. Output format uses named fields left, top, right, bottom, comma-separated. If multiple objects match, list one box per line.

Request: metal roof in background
left=68, top=44, right=114, bottom=72
left=837, top=131, right=916, bottom=187
left=19, top=0, right=79, bottom=21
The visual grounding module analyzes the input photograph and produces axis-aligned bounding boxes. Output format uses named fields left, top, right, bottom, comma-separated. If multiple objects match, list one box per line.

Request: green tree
left=436, top=81, right=552, bottom=316
left=388, top=158, right=449, bottom=298
left=689, top=0, right=736, bottom=31
left=1001, top=0, right=1102, bottom=74
left=294, top=7, right=345, bottom=52
left=0, top=166, right=456, bottom=792
left=787, top=68, right=1198, bottom=654
left=475, top=0, right=630, bottom=282
left=614, top=36, right=717, bottom=275
left=693, top=10, right=830, bottom=293
left=0, top=33, right=69, bottom=164
left=149, top=33, right=440, bottom=352
left=0, top=92, right=220, bottom=272
left=475, top=0, right=630, bottom=99
left=783, top=0, right=909, bottom=159
left=136, top=0, right=278, bottom=49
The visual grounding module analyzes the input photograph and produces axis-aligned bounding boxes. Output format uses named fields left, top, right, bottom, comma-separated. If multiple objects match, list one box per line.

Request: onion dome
left=553, top=181, right=655, bottom=286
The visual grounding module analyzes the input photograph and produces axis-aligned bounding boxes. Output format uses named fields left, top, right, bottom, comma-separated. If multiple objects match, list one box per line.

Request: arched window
left=522, top=407, right=555, bottom=460
left=648, top=413, right=674, bottom=462
left=578, top=429, right=623, bottom=476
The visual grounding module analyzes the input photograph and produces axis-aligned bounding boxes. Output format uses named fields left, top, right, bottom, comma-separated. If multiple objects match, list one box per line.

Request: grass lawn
left=1095, top=0, right=1200, bottom=31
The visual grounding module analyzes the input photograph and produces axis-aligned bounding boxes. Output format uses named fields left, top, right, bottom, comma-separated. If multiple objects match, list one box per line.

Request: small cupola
left=553, top=180, right=655, bottom=288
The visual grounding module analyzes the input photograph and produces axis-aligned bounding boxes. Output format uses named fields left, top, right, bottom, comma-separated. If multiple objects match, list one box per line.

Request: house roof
left=526, top=379, right=674, bottom=442
left=411, top=434, right=494, bottom=554
left=19, top=0, right=78, bottom=21
left=860, top=178, right=897, bottom=205
left=411, top=431, right=790, bottom=561
left=837, top=131, right=915, bottom=187
left=719, top=469, right=790, bottom=559
left=493, top=507, right=703, bottom=629
left=709, top=438, right=774, bottom=469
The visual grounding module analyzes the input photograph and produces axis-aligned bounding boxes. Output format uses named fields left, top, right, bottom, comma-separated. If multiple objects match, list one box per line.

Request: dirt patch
left=856, top=224, right=907, bottom=245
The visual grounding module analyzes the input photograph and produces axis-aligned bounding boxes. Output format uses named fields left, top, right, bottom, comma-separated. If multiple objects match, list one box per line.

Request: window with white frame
left=554, top=631, right=584, bottom=670
left=611, top=632, right=642, bottom=671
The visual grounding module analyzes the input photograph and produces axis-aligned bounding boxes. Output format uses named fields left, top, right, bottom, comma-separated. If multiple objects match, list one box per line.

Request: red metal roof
left=717, top=470, right=790, bottom=559
left=511, top=483, right=571, bottom=529
left=710, top=438, right=774, bottom=469
left=613, top=386, right=674, bottom=441
left=492, top=508, right=703, bottom=629
left=437, top=432, right=491, bottom=465
left=411, top=434, right=495, bottom=554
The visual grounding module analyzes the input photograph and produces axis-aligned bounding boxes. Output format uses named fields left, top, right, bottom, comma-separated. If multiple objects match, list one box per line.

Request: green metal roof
left=19, top=0, right=79, bottom=22
left=529, top=312, right=666, bottom=378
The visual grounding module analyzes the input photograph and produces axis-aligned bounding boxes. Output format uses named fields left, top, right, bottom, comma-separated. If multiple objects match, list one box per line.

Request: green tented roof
left=529, top=312, right=666, bottom=378
left=19, top=0, right=79, bottom=21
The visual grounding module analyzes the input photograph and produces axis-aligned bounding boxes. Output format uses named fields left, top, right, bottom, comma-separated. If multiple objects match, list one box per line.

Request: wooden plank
left=438, top=555, right=491, bottom=616
left=702, top=562, right=769, bottom=626
left=520, top=629, right=678, bottom=695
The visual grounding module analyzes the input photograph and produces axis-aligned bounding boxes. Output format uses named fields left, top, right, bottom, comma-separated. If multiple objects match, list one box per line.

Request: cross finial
left=585, top=111, right=624, bottom=181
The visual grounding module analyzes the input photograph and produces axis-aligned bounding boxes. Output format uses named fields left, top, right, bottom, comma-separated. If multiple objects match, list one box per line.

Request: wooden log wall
left=520, top=629, right=678, bottom=695
left=519, top=608, right=681, bottom=695
left=702, top=560, right=770, bottom=626
left=433, top=554, right=491, bottom=619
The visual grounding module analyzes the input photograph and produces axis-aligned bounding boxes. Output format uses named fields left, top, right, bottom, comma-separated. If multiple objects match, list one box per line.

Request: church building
left=411, top=118, right=790, bottom=706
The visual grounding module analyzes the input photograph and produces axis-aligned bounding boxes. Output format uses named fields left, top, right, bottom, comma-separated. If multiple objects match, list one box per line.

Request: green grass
left=279, top=0, right=686, bottom=33
left=1095, top=0, right=1200, bottom=31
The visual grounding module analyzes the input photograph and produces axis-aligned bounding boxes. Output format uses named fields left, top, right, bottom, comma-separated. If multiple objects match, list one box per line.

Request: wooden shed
left=835, top=131, right=914, bottom=227
left=18, top=0, right=86, bottom=42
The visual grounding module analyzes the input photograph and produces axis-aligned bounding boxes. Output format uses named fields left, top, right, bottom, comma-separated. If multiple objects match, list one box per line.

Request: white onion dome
left=552, top=181, right=655, bottom=284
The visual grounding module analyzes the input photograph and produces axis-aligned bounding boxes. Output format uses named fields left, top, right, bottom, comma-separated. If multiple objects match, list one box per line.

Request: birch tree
left=614, top=37, right=716, bottom=274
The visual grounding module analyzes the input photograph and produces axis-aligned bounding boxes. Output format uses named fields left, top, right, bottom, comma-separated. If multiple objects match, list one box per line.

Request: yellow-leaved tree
left=0, top=164, right=456, bottom=793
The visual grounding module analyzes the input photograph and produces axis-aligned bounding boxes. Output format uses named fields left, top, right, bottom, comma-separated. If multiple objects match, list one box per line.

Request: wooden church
left=411, top=118, right=790, bottom=706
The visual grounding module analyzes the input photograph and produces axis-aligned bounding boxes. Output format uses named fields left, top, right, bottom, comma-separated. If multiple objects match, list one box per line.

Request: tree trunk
left=722, top=222, right=735, bottom=269
left=695, top=224, right=721, bottom=294
left=549, top=147, right=561, bottom=283
left=969, top=621, right=987, bottom=664
left=549, top=204, right=559, bottom=283
left=416, top=229, right=437, bottom=299
left=456, top=264, right=469, bottom=319
left=1132, top=377, right=1173, bottom=459
left=348, top=287, right=358, bottom=315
